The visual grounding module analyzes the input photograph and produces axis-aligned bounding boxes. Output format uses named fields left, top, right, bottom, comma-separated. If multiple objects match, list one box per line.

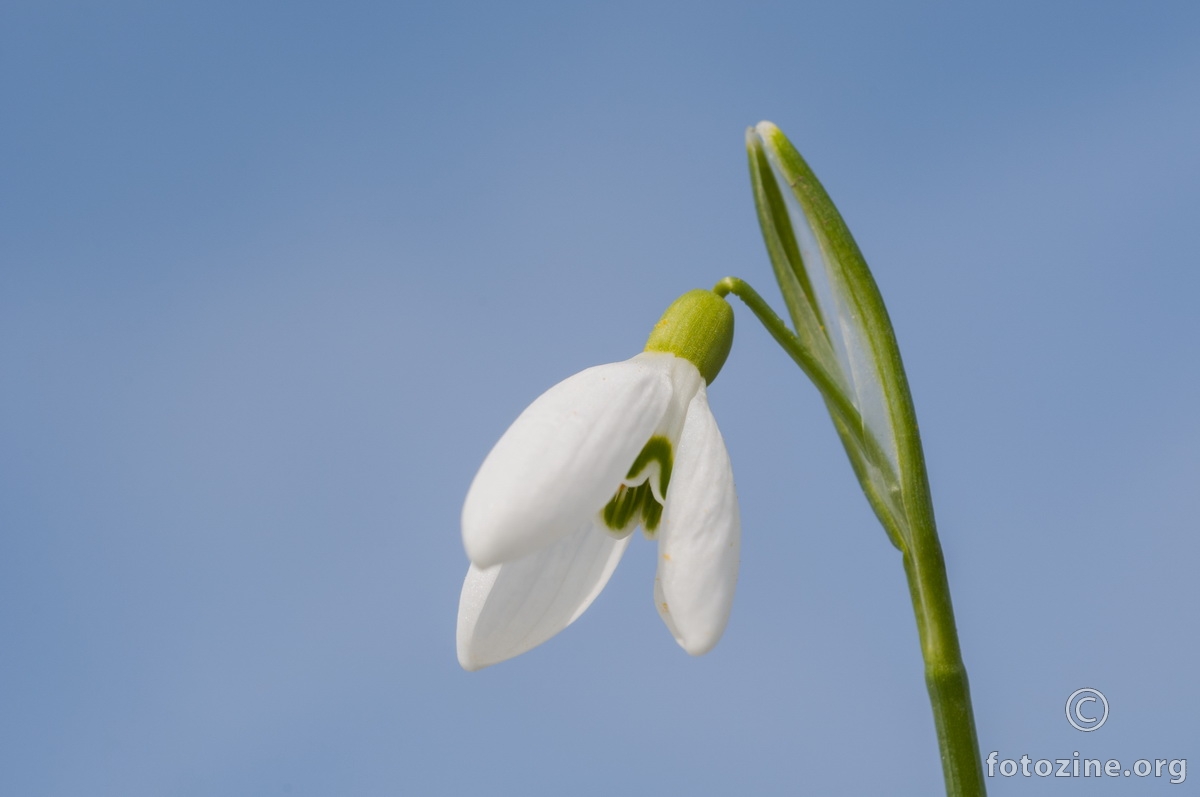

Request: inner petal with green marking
left=600, top=436, right=673, bottom=536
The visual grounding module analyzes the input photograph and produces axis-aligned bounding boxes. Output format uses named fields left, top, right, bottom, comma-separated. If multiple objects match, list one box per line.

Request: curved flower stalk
left=457, top=290, right=739, bottom=671
left=735, top=122, right=986, bottom=796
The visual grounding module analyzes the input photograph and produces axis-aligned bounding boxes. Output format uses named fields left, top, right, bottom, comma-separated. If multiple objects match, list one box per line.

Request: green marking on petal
left=625, top=435, right=673, bottom=499
left=600, top=436, right=673, bottom=535
left=642, top=497, right=663, bottom=533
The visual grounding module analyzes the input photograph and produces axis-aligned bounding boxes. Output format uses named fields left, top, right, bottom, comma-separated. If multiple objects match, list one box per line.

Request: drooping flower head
left=457, top=289, right=740, bottom=670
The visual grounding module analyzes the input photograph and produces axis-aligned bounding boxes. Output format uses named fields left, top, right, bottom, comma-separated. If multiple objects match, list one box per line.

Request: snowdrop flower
left=457, top=289, right=740, bottom=670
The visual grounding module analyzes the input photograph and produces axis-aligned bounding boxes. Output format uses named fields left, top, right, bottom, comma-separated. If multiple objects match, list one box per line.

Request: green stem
left=714, top=278, right=903, bottom=538
left=902, top=540, right=985, bottom=796
left=717, top=275, right=986, bottom=796
left=713, top=277, right=891, bottom=477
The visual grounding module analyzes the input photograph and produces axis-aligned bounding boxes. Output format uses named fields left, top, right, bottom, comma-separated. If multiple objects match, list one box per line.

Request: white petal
left=655, top=385, right=740, bottom=655
left=620, top=355, right=704, bottom=504
left=462, top=355, right=673, bottom=568
left=456, top=519, right=630, bottom=670
left=650, top=355, right=704, bottom=442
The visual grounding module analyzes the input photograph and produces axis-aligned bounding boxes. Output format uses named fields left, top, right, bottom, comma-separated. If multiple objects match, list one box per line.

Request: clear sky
left=2, top=2, right=1198, bottom=794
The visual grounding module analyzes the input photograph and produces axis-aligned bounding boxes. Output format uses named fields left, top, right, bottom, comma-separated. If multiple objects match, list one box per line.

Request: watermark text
left=986, top=751, right=1186, bottom=784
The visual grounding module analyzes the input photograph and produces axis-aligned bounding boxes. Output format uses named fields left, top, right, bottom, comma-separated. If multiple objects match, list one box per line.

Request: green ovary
left=600, top=436, right=672, bottom=535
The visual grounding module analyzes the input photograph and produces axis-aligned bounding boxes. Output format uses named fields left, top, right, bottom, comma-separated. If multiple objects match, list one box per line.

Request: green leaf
left=747, top=121, right=937, bottom=548
left=745, top=130, right=843, bottom=387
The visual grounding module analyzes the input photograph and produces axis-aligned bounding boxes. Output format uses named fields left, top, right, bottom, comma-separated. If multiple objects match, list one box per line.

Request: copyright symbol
left=1065, top=687, right=1109, bottom=732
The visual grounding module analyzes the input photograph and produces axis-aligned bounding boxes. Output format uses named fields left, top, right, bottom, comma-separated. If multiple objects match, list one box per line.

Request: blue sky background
left=3, top=2, right=1198, bottom=794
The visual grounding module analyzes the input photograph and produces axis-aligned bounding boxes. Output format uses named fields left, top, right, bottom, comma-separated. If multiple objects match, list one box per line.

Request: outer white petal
left=655, top=385, right=740, bottom=655
left=462, top=354, right=673, bottom=568
left=456, top=519, right=630, bottom=670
